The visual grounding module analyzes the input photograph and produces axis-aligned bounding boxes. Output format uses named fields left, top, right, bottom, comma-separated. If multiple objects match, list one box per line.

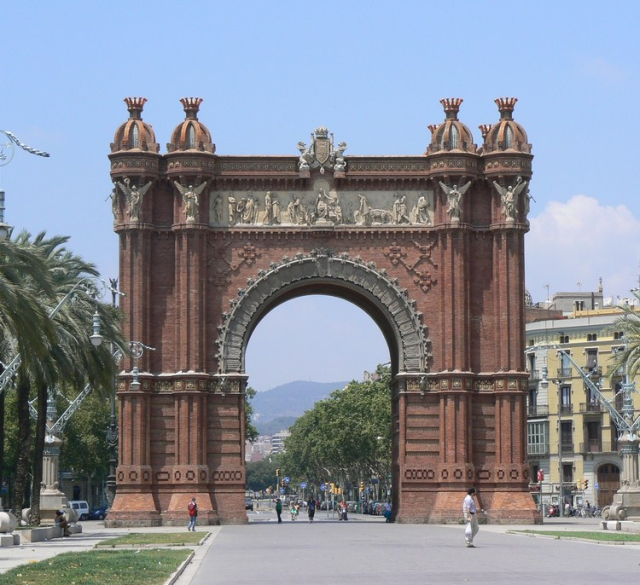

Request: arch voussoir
left=216, top=249, right=430, bottom=376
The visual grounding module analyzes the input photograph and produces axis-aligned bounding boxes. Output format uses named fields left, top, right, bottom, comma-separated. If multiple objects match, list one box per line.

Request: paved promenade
left=1, top=514, right=639, bottom=585
left=187, top=515, right=640, bottom=585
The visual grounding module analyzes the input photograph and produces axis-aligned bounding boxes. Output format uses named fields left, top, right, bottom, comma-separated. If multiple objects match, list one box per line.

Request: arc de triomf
left=106, top=96, right=541, bottom=525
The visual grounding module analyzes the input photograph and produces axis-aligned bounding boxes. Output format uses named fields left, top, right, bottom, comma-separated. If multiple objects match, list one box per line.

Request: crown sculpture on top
left=297, top=126, right=347, bottom=175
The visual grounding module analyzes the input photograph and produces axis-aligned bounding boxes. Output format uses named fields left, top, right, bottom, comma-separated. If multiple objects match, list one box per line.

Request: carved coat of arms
left=297, top=127, right=347, bottom=174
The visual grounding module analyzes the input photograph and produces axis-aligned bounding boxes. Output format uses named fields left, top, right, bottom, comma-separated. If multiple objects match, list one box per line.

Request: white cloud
left=578, top=57, right=626, bottom=84
left=526, top=195, right=640, bottom=302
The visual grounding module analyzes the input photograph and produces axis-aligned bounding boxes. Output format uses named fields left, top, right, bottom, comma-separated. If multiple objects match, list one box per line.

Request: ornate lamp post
left=0, top=129, right=50, bottom=240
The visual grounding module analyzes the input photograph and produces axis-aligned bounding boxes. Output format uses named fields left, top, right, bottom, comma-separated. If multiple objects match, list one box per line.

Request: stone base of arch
left=393, top=489, right=541, bottom=524
left=106, top=489, right=223, bottom=527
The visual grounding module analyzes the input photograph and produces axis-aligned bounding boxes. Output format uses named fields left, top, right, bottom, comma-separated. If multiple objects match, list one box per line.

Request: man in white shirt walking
left=463, top=487, right=479, bottom=547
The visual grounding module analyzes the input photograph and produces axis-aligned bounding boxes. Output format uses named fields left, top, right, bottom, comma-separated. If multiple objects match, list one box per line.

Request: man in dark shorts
left=307, top=496, right=316, bottom=523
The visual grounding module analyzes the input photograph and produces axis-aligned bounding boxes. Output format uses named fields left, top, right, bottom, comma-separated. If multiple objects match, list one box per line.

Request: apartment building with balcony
left=525, top=293, right=640, bottom=512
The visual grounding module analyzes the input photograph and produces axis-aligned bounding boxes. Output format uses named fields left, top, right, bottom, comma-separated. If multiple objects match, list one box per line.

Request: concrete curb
left=169, top=528, right=221, bottom=585
left=506, top=529, right=640, bottom=546
left=95, top=533, right=208, bottom=549
left=165, top=550, right=196, bottom=585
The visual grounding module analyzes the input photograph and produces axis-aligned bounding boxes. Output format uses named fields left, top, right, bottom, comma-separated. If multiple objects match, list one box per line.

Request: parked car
left=245, top=497, right=254, bottom=511
left=88, top=505, right=109, bottom=520
left=68, top=500, right=90, bottom=521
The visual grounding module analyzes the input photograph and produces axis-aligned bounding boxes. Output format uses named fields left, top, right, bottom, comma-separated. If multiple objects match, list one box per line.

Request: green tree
left=245, top=456, right=282, bottom=492
left=59, top=390, right=111, bottom=485
left=280, top=364, right=392, bottom=496
left=1, top=231, right=124, bottom=521
left=0, top=232, right=55, bottom=502
left=245, top=386, right=259, bottom=443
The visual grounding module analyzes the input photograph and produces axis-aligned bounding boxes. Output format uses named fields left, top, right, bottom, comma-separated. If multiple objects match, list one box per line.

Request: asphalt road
left=183, top=513, right=640, bottom=585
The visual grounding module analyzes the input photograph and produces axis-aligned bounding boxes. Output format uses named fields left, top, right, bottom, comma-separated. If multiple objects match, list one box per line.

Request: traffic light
left=360, top=481, right=365, bottom=492
left=330, top=482, right=336, bottom=494
left=576, top=479, right=582, bottom=490
left=583, top=479, right=589, bottom=490
left=281, top=478, right=286, bottom=488
left=276, top=468, right=280, bottom=477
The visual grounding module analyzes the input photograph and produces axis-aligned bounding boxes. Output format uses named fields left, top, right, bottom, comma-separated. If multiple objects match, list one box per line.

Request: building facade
left=526, top=298, right=640, bottom=512
left=107, top=95, right=540, bottom=526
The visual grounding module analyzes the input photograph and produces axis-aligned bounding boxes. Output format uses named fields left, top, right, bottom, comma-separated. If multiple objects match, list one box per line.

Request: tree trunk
left=14, top=375, right=33, bottom=519
left=0, top=389, right=5, bottom=509
left=30, top=382, right=47, bottom=526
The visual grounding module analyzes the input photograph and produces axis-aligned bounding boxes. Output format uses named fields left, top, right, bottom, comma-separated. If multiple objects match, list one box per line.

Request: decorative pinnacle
left=124, top=97, right=147, bottom=120
left=478, top=124, right=493, bottom=139
left=440, top=98, right=463, bottom=120
left=495, top=97, right=518, bottom=120
left=427, top=124, right=438, bottom=135
left=314, top=126, right=329, bottom=138
left=180, top=97, right=203, bottom=120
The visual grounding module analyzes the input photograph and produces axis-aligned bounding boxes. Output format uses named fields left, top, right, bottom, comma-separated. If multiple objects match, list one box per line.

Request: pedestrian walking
left=383, top=500, right=392, bottom=522
left=275, top=498, right=283, bottom=523
left=307, top=496, right=316, bottom=523
left=463, top=488, right=479, bottom=547
left=188, top=497, right=198, bottom=531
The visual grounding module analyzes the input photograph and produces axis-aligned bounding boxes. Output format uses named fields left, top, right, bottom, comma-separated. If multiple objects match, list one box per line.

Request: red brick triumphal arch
left=106, top=96, right=541, bottom=526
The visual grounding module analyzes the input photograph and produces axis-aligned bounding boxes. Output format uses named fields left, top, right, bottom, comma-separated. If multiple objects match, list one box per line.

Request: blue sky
left=2, top=1, right=639, bottom=390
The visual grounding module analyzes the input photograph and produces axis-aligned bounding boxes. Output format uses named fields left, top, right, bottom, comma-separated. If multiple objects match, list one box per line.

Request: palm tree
left=0, top=231, right=55, bottom=511
left=609, top=289, right=640, bottom=379
left=2, top=231, right=125, bottom=522
left=23, top=233, right=125, bottom=524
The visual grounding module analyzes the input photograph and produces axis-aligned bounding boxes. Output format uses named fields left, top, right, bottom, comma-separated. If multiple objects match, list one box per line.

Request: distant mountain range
left=251, top=380, right=349, bottom=435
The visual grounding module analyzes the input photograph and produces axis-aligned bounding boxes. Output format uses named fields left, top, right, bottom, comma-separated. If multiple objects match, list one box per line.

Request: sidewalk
left=0, top=522, right=220, bottom=578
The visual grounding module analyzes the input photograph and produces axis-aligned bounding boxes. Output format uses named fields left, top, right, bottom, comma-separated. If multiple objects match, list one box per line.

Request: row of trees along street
left=0, top=231, right=124, bottom=523
left=247, top=364, right=393, bottom=499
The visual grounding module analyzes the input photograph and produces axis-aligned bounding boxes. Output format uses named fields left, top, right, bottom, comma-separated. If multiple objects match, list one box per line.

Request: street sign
left=284, top=476, right=290, bottom=484
left=280, top=488, right=285, bottom=494
left=300, top=481, right=307, bottom=489
left=595, top=482, right=599, bottom=490
left=320, top=483, right=326, bottom=492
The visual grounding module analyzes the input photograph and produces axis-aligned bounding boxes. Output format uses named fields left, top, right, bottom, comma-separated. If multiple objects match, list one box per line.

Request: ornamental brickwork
left=106, top=96, right=541, bottom=526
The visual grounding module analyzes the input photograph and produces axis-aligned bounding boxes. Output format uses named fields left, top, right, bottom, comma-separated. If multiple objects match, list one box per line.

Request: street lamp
left=0, top=188, right=10, bottom=241
left=0, top=129, right=50, bottom=241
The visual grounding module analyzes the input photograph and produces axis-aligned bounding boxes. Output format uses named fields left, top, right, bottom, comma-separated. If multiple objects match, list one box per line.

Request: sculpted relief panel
left=209, top=184, right=435, bottom=228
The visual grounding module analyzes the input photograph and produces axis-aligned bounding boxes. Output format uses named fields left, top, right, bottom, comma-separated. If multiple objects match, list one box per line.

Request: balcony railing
left=582, top=366, right=602, bottom=378
left=579, top=441, right=619, bottom=453
left=527, top=443, right=549, bottom=456
left=528, top=369, right=542, bottom=382
left=560, top=441, right=574, bottom=452
left=557, top=367, right=572, bottom=378
left=579, top=402, right=604, bottom=414
left=527, top=405, right=549, bottom=418
left=559, top=404, right=573, bottom=415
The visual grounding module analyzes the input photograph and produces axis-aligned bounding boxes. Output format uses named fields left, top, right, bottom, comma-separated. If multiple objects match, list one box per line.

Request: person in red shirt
left=187, top=497, right=198, bottom=531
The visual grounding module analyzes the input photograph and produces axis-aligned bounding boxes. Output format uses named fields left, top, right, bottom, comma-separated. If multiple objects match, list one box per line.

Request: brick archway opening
left=215, top=250, right=429, bottom=521
left=216, top=250, right=430, bottom=379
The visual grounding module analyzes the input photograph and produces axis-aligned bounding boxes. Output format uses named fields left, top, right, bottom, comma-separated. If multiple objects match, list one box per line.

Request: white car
left=68, top=500, right=90, bottom=521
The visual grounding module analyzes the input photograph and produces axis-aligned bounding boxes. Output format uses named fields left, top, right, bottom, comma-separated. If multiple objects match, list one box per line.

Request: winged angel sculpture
left=493, top=177, right=528, bottom=221
left=116, top=178, right=152, bottom=222
left=174, top=181, right=208, bottom=222
left=439, top=181, right=471, bottom=221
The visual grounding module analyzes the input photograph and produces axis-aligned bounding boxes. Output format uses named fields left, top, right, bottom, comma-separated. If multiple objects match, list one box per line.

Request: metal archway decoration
left=215, top=248, right=431, bottom=375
